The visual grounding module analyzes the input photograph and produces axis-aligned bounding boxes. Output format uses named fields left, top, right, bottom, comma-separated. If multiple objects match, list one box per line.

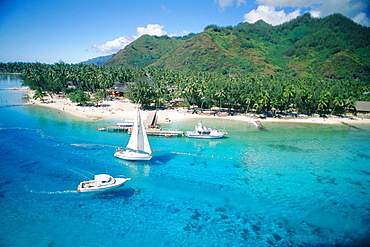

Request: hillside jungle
left=1, top=62, right=369, bottom=117
left=105, top=13, right=370, bottom=82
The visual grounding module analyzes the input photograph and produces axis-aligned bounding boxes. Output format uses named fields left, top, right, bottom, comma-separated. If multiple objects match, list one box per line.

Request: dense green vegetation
left=1, top=62, right=369, bottom=115
left=1, top=14, right=369, bottom=115
left=106, top=13, right=370, bottom=81
left=105, top=34, right=195, bottom=67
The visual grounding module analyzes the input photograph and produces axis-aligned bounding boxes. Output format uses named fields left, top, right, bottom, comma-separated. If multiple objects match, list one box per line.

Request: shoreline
left=17, top=88, right=370, bottom=126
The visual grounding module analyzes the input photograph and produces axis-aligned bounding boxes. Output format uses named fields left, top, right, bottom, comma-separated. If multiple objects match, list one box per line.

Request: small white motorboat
left=186, top=121, right=227, bottom=139
left=77, top=174, right=130, bottom=193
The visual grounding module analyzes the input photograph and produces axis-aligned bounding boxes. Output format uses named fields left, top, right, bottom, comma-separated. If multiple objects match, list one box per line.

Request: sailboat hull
left=115, top=106, right=153, bottom=161
left=114, top=150, right=152, bottom=161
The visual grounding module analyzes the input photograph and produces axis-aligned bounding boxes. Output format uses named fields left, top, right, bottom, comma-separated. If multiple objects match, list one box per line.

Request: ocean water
left=1, top=74, right=370, bottom=247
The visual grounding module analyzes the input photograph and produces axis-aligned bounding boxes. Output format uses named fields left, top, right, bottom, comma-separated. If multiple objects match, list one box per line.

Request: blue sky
left=1, top=0, right=369, bottom=64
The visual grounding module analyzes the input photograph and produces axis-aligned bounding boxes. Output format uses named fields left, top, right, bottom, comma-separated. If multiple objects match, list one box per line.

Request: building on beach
left=356, top=101, right=370, bottom=113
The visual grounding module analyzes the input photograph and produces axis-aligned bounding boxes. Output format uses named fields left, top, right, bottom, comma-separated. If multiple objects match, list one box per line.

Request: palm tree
left=244, top=95, right=254, bottom=112
left=214, top=88, right=227, bottom=109
left=283, top=85, right=295, bottom=112
left=317, top=90, right=331, bottom=114
left=92, top=90, right=108, bottom=107
left=256, top=90, right=270, bottom=112
left=345, top=97, right=356, bottom=114
left=33, top=88, right=47, bottom=103
left=331, top=95, right=345, bottom=115
left=67, top=90, right=91, bottom=106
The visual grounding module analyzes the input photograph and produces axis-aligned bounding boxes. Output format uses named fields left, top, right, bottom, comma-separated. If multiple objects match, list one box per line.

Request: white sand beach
left=21, top=89, right=370, bottom=125
left=24, top=89, right=202, bottom=123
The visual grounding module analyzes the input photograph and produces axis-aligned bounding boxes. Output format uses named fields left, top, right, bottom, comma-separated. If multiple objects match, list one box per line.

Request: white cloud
left=137, top=24, right=168, bottom=37
left=161, top=5, right=171, bottom=13
left=256, top=0, right=309, bottom=8
left=353, top=12, right=370, bottom=27
left=92, top=36, right=136, bottom=54
left=169, top=30, right=191, bottom=37
left=93, top=24, right=171, bottom=54
left=309, top=10, right=321, bottom=18
left=243, top=5, right=301, bottom=25
left=305, top=0, right=368, bottom=18
left=215, top=0, right=246, bottom=11
left=254, top=0, right=370, bottom=26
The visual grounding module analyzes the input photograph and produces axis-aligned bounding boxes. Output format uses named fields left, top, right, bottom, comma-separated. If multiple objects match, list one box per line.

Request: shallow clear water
left=1, top=74, right=370, bottom=246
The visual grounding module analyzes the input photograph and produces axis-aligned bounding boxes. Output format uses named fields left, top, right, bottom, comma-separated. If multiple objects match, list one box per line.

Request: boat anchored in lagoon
left=186, top=121, right=227, bottom=139
left=114, top=105, right=153, bottom=161
left=77, top=174, right=130, bottom=193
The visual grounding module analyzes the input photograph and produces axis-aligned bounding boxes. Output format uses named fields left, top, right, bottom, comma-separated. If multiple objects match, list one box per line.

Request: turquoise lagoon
left=1, top=74, right=370, bottom=246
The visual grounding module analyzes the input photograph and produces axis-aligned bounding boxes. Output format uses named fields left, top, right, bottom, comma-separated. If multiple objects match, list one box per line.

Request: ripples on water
left=1, top=74, right=370, bottom=246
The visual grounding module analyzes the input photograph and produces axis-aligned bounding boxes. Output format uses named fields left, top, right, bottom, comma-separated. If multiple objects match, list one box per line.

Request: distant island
left=80, top=55, right=113, bottom=65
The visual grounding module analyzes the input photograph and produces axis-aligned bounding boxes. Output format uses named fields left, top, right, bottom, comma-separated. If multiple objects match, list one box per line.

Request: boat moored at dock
left=186, top=122, right=227, bottom=139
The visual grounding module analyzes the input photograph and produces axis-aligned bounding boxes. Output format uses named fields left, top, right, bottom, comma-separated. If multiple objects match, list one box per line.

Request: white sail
left=126, top=106, right=139, bottom=151
left=139, top=110, right=152, bottom=154
left=126, top=106, right=152, bottom=154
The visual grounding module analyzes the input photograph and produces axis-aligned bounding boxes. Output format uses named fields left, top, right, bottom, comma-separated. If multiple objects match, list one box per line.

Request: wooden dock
left=104, top=126, right=130, bottom=131
left=129, top=128, right=184, bottom=137
left=99, top=126, right=183, bottom=136
left=341, top=121, right=364, bottom=131
left=97, top=109, right=183, bottom=136
left=144, top=110, right=157, bottom=127
left=252, top=120, right=266, bottom=131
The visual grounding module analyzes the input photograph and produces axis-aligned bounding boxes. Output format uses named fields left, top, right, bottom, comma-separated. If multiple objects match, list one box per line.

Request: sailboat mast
left=136, top=106, right=140, bottom=152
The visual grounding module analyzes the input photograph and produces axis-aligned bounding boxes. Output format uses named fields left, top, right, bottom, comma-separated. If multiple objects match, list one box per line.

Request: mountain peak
left=104, top=14, right=370, bottom=80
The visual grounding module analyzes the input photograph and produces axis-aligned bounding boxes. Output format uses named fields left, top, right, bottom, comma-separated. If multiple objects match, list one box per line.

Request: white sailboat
left=114, top=106, right=152, bottom=161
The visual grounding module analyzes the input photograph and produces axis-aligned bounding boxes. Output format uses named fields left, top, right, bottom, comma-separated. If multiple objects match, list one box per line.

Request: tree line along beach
left=7, top=86, right=370, bottom=127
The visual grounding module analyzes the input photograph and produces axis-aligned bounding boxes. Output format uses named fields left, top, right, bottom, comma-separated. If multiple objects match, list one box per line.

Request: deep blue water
left=1, top=74, right=370, bottom=246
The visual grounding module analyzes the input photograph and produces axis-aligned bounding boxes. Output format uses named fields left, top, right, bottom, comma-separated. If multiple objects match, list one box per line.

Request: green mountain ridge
left=105, top=13, right=370, bottom=80
left=105, top=34, right=194, bottom=67
left=80, top=54, right=113, bottom=65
